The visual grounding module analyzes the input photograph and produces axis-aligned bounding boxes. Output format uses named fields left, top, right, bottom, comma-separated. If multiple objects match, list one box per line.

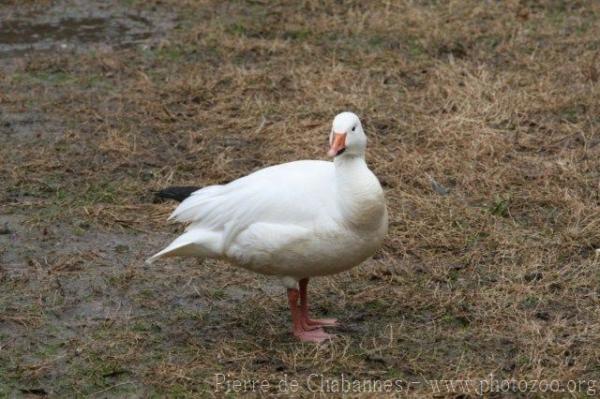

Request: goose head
left=328, top=112, right=366, bottom=158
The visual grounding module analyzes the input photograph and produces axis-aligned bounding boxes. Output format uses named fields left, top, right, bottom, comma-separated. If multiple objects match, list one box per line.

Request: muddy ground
left=1, top=0, right=600, bottom=397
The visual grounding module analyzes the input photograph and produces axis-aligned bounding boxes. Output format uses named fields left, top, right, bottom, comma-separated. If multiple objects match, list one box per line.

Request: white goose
left=148, top=112, right=388, bottom=342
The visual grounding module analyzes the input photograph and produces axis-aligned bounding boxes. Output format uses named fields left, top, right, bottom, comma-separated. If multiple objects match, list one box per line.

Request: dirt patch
left=0, top=0, right=174, bottom=58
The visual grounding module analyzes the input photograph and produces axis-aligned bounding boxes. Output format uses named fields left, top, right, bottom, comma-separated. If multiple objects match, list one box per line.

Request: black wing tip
left=153, top=186, right=200, bottom=203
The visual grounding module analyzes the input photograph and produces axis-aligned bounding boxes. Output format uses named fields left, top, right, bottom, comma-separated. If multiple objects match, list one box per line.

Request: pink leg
left=288, top=288, right=334, bottom=343
left=299, top=278, right=338, bottom=331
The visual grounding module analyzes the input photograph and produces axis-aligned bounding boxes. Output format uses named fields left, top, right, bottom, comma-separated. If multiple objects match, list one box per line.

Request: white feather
left=148, top=112, right=388, bottom=285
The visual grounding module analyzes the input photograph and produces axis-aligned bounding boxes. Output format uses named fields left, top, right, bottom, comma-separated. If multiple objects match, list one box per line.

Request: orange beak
left=328, top=133, right=346, bottom=157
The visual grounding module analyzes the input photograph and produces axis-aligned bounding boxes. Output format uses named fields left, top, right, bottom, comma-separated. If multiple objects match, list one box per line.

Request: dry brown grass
left=1, top=0, right=600, bottom=397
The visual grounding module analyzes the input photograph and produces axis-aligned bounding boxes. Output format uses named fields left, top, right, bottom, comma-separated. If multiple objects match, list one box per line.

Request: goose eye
left=351, top=126, right=356, bottom=132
